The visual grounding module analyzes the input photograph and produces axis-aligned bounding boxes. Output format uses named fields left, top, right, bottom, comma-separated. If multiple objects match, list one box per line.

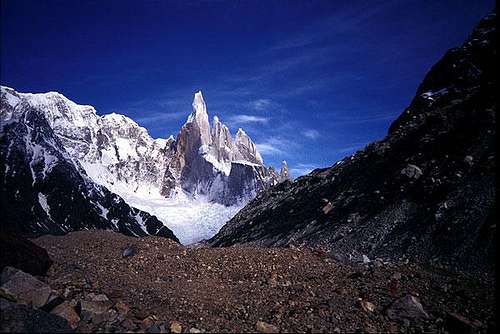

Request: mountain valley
left=0, top=8, right=496, bottom=334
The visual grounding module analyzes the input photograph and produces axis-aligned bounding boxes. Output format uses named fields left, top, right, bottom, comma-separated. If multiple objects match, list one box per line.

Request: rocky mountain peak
left=186, top=91, right=211, bottom=146
left=211, top=115, right=235, bottom=164
left=279, top=160, right=290, bottom=181
left=162, top=91, right=284, bottom=204
left=234, top=128, right=263, bottom=165
left=2, top=85, right=286, bottom=209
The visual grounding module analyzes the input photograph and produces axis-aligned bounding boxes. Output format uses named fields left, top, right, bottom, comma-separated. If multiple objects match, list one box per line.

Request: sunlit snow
left=118, top=191, right=243, bottom=245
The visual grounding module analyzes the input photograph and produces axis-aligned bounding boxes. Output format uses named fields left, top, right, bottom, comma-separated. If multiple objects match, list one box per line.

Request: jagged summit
left=162, top=91, right=283, bottom=204
left=188, top=91, right=208, bottom=120
left=2, top=85, right=288, bottom=209
left=279, top=160, right=290, bottom=181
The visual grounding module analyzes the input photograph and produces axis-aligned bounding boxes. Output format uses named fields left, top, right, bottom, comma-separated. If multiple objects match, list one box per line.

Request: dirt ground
left=32, top=231, right=495, bottom=333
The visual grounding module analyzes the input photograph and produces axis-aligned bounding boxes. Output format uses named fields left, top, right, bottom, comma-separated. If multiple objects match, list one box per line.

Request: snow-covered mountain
left=1, top=87, right=174, bottom=198
left=0, top=86, right=287, bottom=242
left=0, top=88, right=179, bottom=241
left=162, top=91, right=286, bottom=205
left=2, top=87, right=285, bottom=204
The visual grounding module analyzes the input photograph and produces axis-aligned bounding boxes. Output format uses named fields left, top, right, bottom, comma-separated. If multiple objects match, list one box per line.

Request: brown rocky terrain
left=1, top=231, right=494, bottom=333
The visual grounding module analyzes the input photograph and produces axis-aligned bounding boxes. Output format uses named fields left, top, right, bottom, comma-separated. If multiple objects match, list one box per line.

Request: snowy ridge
left=1, top=89, right=179, bottom=241
left=1, top=85, right=288, bottom=243
left=1, top=85, right=171, bottom=198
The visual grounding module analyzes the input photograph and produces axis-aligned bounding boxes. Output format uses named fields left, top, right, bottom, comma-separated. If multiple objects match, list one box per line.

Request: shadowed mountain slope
left=209, top=13, right=497, bottom=274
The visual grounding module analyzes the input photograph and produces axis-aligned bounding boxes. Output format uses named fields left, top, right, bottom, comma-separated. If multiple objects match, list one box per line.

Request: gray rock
left=401, top=164, right=423, bottom=179
left=322, top=202, right=333, bottom=214
left=386, top=294, right=429, bottom=325
left=79, top=299, right=113, bottom=324
left=464, top=155, right=474, bottom=166
left=0, top=266, right=58, bottom=309
left=255, top=320, right=279, bottom=333
left=122, top=245, right=137, bottom=258
left=87, top=292, right=110, bottom=302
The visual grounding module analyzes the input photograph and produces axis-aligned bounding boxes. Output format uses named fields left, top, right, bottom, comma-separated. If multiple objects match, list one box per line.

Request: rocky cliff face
left=0, top=94, right=179, bottom=241
left=209, top=13, right=497, bottom=274
left=161, top=91, right=286, bottom=205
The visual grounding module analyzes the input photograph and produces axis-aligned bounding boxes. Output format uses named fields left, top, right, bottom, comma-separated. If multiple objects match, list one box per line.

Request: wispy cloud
left=256, top=136, right=295, bottom=156
left=225, top=46, right=337, bottom=87
left=290, top=163, right=321, bottom=177
left=256, top=143, right=285, bottom=155
left=228, top=114, right=269, bottom=125
left=331, top=113, right=398, bottom=125
left=335, top=142, right=368, bottom=153
left=302, top=129, right=320, bottom=140
left=267, top=1, right=396, bottom=53
left=135, top=111, right=187, bottom=125
left=250, top=99, right=273, bottom=111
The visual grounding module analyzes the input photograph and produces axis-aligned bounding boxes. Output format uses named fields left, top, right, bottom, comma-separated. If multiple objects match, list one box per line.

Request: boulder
left=401, top=164, right=423, bottom=179
left=256, top=320, right=279, bottom=333
left=359, top=299, right=376, bottom=313
left=170, top=320, right=182, bottom=333
left=0, top=233, right=52, bottom=276
left=0, top=299, right=73, bottom=333
left=87, top=292, right=110, bottom=302
left=50, top=301, right=81, bottom=329
left=386, top=294, right=429, bottom=325
left=79, top=298, right=113, bottom=324
left=122, top=245, right=137, bottom=258
left=0, top=266, right=58, bottom=309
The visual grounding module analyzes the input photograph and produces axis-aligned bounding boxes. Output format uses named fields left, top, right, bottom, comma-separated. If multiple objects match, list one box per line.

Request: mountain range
left=0, top=12, right=496, bottom=275
left=0, top=87, right=288, bottom=239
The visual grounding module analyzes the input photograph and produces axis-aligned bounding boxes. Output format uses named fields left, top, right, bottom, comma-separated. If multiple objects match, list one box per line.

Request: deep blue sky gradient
left=1, top=0, right=494, bottom=175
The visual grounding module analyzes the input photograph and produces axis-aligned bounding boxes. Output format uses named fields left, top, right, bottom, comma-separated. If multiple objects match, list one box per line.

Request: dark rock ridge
left=209, top=13, right=496, bottom=274
left=0, top=98, right=179, bottom=242
left=0, top=234, right=53, bottom=276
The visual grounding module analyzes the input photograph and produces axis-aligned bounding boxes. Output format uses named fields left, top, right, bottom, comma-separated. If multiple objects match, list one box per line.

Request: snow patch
left=118, top=190, right=242, bottom=245
left=95, top=202, right=109, bottom=219
left=202, top=150, right=232, bottom=175
left=421, top=88, right=449, bottom=101
left=135, top=212, right=147, bottom=233
left=38, top=193, right=52, bottom=221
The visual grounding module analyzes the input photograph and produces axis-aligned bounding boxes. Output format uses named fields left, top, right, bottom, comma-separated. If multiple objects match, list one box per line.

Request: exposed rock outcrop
left=0, top=234, right=53, bottom=276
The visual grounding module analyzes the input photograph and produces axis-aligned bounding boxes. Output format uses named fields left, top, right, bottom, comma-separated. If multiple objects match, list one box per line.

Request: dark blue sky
left=1, top=0, right=494, bottom=176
